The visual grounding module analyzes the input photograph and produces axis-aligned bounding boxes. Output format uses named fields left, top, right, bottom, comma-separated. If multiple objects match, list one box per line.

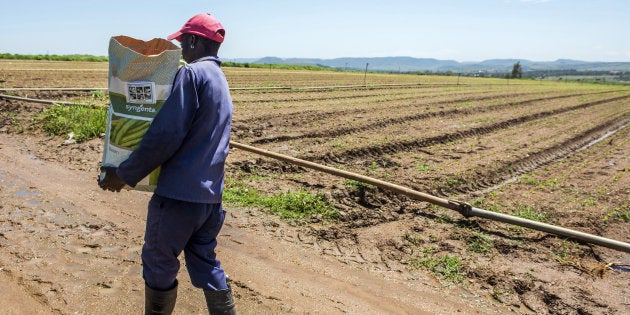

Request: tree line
left=0, top=53, right=108, bottom=62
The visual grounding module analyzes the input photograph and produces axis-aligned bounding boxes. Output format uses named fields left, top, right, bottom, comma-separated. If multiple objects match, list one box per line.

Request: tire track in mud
left=432, top=116, right=629, bottom=197
left=234, top=90, right=548, bottom=134
left=250, top=90, right=618, bottom=144
left=307, top=94, right=630, bottom=164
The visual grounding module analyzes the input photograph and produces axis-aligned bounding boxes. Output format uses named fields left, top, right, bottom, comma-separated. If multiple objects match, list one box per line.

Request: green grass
left=415, top=162, right=432, bottom=172
left=467, top=231, right=494, bottom=253
left=91, top=90, right=108, bottom=101
left=402, top=232, right=425, bottom=246
left=518, top=174, right=558, bottom=189
left=552, top=240, right=581, bottom=263
left=8, top=112, right=24, bottom=133
left=470, top=194, right=503, bottom=213
left=409, top=253, right=465, bottom=284
left=343, top=179, right=375, bottom=192
left=222, top=179, right=262, bottom=206
left=223, top=179, right=338, bottom=222
left=519, top=174, right=540, bottom=186
left=582, top=197, right=598, bottom=207
left=514, top=207, right=548, bottom=222
left=512, top=203, right=549, bottom=222
left=268, top=190, right=338, bottom=221
left=602, top=205, right=630, bottom=225
left=404, top=242, right=465, bottom=284
left=330, top=140, right=347, bottom=149
left=36, top=104, right=107, bottom=142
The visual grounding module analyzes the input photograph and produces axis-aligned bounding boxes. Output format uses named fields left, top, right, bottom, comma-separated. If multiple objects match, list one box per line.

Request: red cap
left=167, top=13, right=225, bottom=43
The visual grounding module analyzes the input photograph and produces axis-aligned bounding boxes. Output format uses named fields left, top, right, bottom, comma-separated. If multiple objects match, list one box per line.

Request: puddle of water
left=100, top=246, right=122, bottom=253
left=9, top=207, right=29, bottom=221
left=576, top=123, right=627, bottom=153
left=91, top=230, right=107, bottom=237
left=25, top=199, right=40, bottom=206
left=14, top=188, right=43, bottom=208
left=127, top=245, right=143, bottom=253
left=15, top=189, right=41, bottom=198
left=24, top=258, right=44, bottom=266
left=611, top=264, right=630, bottom=272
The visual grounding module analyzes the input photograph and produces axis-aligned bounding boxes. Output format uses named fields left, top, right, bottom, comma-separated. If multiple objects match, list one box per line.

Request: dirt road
left=0, top=133, right=511, bottom=314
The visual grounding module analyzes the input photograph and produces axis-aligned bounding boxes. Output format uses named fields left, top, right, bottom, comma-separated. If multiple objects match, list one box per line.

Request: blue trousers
left=142, top=194, right=228, bottom=291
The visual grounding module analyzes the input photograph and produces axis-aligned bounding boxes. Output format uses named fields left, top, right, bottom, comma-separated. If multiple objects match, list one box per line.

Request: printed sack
left=100, top=35, right=181, bottom=191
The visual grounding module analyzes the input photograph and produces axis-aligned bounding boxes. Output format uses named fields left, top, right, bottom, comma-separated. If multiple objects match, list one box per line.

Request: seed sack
left=100, top=35, right=181, bottom=191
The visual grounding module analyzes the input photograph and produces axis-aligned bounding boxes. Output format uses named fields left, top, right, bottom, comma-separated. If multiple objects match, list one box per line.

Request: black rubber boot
left=203, top=286, right=236, bottom=315
left=145, top=281, right=178, bottom=315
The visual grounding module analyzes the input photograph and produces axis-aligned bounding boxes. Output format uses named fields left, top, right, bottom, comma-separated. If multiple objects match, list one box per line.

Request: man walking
left=99, top=13, right=235, bottom=315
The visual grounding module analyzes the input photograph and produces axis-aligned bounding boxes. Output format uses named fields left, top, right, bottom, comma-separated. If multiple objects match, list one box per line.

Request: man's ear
left=190, top=35, right=198, bottom=47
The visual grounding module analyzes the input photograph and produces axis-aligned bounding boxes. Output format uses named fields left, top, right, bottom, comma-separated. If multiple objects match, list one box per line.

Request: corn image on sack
left=100, top=35, right=181, bottom=191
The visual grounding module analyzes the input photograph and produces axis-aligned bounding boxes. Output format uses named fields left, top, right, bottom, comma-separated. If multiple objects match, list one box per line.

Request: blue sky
left=1, top=0, right=629, bottom=62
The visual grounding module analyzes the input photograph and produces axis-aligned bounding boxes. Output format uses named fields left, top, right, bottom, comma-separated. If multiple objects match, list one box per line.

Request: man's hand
left=98, top=166, right=126, bottom=192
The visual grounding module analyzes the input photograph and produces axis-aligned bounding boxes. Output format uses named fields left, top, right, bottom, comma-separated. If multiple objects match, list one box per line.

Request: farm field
left=0, top=59, right=629, bottom=314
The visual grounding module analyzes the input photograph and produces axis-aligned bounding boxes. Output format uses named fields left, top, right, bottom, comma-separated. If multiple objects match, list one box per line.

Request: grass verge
left=223, top=179, right=338, bottom=223
left=36, top=104, right=107, bottom=142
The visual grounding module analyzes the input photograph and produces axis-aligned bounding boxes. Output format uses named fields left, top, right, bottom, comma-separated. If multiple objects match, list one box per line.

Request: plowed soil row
left=232, top=87, right=599, bottom=127
left=231, top=84, right=530, bottom=104
left=244, top=90, right=620, bottom=144
left=305, top=94, right=629, bottom=161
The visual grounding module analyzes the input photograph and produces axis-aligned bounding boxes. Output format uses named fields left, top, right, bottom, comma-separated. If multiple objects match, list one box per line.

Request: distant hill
left=232, top=56, right=630, bottom=73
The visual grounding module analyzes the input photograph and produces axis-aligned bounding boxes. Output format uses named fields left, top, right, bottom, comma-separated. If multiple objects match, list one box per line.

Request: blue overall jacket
left=117, top=56, right=233, bottom=204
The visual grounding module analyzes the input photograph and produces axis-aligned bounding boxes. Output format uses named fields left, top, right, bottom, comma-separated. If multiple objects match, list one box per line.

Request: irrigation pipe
left=230, top=141, right=630, bottom=254
left=0, top=93, right=77, bottom=105
left=0, top=93, right=105, bottom=107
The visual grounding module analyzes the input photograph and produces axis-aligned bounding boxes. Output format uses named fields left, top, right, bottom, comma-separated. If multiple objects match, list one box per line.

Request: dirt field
left=1, top=60, right=629, bottom=314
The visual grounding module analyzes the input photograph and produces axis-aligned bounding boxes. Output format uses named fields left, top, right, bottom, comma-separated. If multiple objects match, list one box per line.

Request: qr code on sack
left=126, top=81, right=156, bottom=104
